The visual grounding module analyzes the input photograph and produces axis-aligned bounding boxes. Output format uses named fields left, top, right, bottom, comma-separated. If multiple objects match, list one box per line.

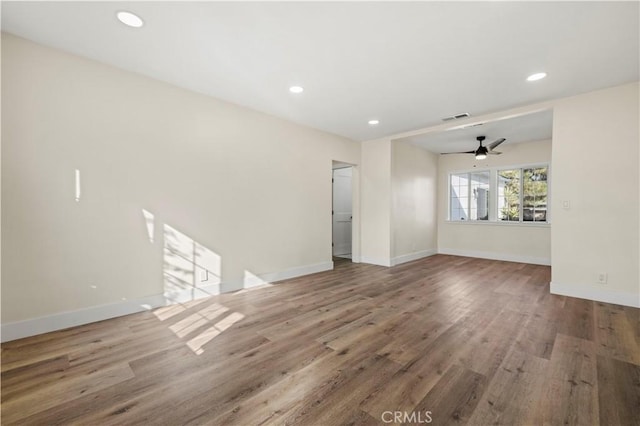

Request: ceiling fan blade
left=441, top=150, right=476, bottom=155
left=488, top=138, right=506, bottom=151
left=487, top=151, right=502, bottom=155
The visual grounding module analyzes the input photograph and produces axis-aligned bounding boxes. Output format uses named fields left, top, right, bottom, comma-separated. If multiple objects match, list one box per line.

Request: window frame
left=447, top=162, right=551, bottom=225
left=520, top=165, right=549, bottom=223
left=449, top=170, right=491, bottom=222
left=497, top=167, right=523, bottom=222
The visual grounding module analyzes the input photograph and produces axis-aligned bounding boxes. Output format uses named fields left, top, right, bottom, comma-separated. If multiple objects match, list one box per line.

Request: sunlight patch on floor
left=186, top=311, right=245, bottom=355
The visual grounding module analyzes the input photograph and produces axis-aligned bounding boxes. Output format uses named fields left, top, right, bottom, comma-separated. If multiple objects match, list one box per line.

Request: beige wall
left=360, top=138, right=391, bottom=266
left=437, top=140, right=552, bottom=265
left=1, top=34, right=360, bottom=325
left=391, top=140, right=438, bottom=264
left=551, top=83, right=639, bottom=306
left=3, top=31, right=638, bottom=339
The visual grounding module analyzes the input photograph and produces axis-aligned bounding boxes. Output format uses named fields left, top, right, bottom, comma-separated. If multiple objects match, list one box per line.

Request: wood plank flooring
left=2, top=255, right=639, bottom=425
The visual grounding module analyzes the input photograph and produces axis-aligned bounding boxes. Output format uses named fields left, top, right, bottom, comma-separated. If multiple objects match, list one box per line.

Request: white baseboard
left=1, top=294, right=164, bottom=343
left=360, top=256, right=392, bottom=267
left=0, top=262, right=333, bottom=343
left=391, top=249, right=437, bottom=266
left=164, top=283, right=221, bottom=303
left=437, top=248, right=551, bottom=266
left=242, top=261, right=333, bottom=289
left=550, top=281, right=640, bottom=308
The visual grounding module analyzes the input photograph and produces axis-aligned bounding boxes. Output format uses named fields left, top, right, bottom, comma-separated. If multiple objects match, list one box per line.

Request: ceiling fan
left=442, top=136, right=506, bottom=160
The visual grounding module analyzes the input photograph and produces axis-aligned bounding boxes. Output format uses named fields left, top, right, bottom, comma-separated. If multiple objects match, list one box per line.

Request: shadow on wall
left=143, top=209, right=223, bottom=301
left=163, top=223, right=222, bottom=302
left=143, top=209, right=273, bottom=300
left=142, top=209, right=249, bottom=355
left=139, top=209, right=278, bottom=356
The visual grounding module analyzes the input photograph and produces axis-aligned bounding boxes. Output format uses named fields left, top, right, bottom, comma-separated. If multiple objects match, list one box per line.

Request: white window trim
left=444, top=220, right=551, bottom=228
left=447, top=162, right=551, bottom=225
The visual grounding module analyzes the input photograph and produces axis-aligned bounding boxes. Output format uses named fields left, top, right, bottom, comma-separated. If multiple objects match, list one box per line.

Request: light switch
left=562, top=200, right=570, bottom=210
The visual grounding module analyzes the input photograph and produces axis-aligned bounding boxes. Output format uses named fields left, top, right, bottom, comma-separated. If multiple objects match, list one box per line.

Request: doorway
left=332, top=165, right=353, bottom=260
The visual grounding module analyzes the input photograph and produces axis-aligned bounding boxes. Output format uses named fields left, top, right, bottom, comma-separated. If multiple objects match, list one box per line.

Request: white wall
left=1, top=34, right=360, bottom=336
left=391, top=140, right=438, bottom=265
left=360, top=138, right=391, bottom=266
left=551, top=83, right=639, bottom=307
left=437, top=139, right=552, bottom=265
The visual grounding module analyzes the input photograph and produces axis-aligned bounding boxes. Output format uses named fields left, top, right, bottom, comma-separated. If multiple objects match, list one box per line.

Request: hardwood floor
left=2, top=255, right=639, bottom=425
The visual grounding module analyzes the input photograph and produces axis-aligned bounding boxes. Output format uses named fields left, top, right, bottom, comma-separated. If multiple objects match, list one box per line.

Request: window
left=449, top=165, right=549, bottom=223
left=498, top=166, right=548, bottom=222
left=523, top=167, right=548, bottom=222
left=498, top=169, right=520, bottom=221
left=450, top=171, right=490, bottom=221
left=450, top=173, right=468, bottom=220
left=470, top=171, right=490, bottom=220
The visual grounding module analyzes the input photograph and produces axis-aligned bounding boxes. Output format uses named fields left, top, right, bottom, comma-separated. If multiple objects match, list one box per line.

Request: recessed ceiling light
left=289, top=86, right=304, bottom=94
left=527, top=72, right=547, bottom=82
left=368, top=119, right=380, bottom=125
left=117, top=11, right=144, bottom=28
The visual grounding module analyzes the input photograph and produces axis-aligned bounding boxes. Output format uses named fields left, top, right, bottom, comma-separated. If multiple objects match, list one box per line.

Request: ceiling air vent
left=442, top=112, right=470, bottom=122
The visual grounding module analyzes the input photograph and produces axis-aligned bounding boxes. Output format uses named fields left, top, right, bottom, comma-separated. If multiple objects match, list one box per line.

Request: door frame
left=331, top=160, right=359, bottom=264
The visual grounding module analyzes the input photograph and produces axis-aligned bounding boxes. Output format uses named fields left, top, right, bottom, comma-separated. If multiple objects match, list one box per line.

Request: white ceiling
left=402, top=109, right=554, bottom=154
left=2, top=2, right=638, bottom=142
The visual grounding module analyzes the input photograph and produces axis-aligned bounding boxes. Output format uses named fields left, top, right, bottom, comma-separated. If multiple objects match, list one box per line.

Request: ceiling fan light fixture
left=441, top=135, right=504, bottom=159
left=475, top=145, right=488, bottom=160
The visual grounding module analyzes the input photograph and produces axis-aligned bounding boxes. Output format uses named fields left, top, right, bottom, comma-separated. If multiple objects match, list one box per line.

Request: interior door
left=332, top=167, right=352, bottom=258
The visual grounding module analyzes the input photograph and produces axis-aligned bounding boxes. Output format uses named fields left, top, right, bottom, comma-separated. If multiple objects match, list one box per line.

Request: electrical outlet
left=597, top=272, right=608, bottom=284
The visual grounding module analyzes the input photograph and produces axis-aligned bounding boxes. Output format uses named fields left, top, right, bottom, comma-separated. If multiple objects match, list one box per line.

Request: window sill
left=444, top=220, right=551, bottom=228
